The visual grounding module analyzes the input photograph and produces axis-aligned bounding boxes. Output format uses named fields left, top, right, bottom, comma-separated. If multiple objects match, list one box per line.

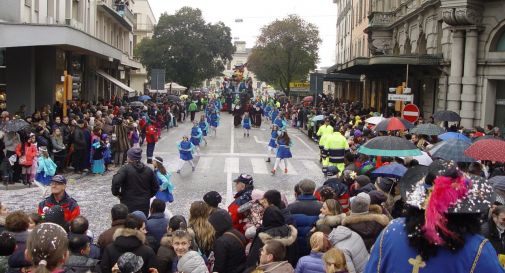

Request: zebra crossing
left=161, top=154, right=322, bottom=176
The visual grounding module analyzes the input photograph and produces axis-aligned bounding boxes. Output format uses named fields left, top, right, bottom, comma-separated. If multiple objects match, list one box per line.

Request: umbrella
left=358, top=136, right=422, bottom=157
left=302, top=96, right=313, bottom=102
left=167, top=95, right=181, bottom=102
left=312, top=115, right=325, bottom=122
left=371, top=163, right=408, bottom=179
left=430, top=139, right=475, bottom=162
left=489, top=176, right=505, bottom=186
left=464, top=139, right=505, bottom=162
left=130, top=101, right=145, bottom=107
left=365, top=116, right=385, bottom=125
left=400, top=165, right=429, bottom=200
left=438, top=132, right=471, bottom=142
left=4, top=119, right=30, bottom=132
left=400, top=151, right=433, bottom=166
left=410, top=124, right=445, bottom=136
left=374, top=117, right=414, bottom=132
left=433, top=110, right=461, bottom=122
left=473, top=135, right=503, bottom=143
left=138, top=95, right=151, bottom=101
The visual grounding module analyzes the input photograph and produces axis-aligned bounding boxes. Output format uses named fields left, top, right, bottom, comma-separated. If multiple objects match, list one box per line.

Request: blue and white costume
left=177, top=140, right=196, bottom=173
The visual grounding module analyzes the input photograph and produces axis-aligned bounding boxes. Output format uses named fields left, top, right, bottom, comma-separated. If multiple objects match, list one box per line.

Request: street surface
left=1, top=113, right=323, bottom=237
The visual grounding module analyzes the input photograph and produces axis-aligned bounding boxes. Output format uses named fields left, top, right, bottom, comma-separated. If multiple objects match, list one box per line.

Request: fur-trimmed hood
left=342, top=212, right=390, bottom=227
left=258, top=225, right=298, bottom=246
left=369, top=204, right=383, bottom=214
left=316, top=213, right=346, bottom=227
left=113, top=227, right=146, bottom=243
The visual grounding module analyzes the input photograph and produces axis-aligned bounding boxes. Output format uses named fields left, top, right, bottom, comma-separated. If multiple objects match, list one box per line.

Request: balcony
left=97, top=1, right=133, bottom=31
left=367, top=11, right=395, bottom=29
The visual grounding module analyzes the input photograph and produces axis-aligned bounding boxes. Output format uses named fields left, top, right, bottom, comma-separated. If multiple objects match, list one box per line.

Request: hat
left=127, top=147, right=142, bottom=161
left=350, top=193, right=370, bottom=214
left=117, top=252, right=144, bottom=273
left=203, top=191, right=222, bottom=208
left=153, top=156, right=164, bottom=164
left=39, top=146, right=48, bottom=152
left=42, top=205, right=68, bottom=230
left=234, top=173, right=253, bottom=186
left=130, top=211, right=147, bottom=223
left=325, top=166, right=339, bottom=176
left=353, top=129, right=363, bottom=138
left=375, top=177, right=395, bottom=194
left=51, top=175, right=67, bottom=185
left=368, top=190, right=387, bottom=205
left=251, top=189, right=265, bottom=202
left=355, top=175, right=371, bottom=187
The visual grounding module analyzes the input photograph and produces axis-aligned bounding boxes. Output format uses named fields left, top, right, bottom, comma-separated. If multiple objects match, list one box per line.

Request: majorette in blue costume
left=266, top=124, right=279, bottom=163
left=242, top=112, right=252, bottom=137
left=176, top=136, right=196, bottom=173
left=272, top=130, right=292, bottom=175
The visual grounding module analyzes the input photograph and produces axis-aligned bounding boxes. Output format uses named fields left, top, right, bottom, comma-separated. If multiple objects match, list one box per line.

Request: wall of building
left=5, top=47, right=36, bottom=113
left=35, top=46, right=57, bottom=110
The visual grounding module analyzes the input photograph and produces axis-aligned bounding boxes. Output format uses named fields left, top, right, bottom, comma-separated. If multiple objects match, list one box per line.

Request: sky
left=148, top=0, right=338, bottom=68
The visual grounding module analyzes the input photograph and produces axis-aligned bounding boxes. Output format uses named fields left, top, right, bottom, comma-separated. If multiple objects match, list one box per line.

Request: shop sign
left=388, top=94, right=414, bottom=102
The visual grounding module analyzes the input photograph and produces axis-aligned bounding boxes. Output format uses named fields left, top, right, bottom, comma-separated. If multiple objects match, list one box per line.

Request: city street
left=2, top=113, right=323, bottom=236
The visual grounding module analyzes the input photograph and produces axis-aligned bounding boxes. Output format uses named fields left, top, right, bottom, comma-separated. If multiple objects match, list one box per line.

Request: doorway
left=495, top=81, right=505, bottom=136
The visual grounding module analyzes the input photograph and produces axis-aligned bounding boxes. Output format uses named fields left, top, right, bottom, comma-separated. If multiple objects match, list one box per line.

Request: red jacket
left=15, top=143, right=37, bottom=166
left=145, top=125, right=158, bottom=143
left=38, top=192, right=80, bottom=222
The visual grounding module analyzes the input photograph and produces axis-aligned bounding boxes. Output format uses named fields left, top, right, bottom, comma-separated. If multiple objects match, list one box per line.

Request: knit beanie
left=351, top=193, right=371, bottom=214
left=356, top=175, right=371, bottom=187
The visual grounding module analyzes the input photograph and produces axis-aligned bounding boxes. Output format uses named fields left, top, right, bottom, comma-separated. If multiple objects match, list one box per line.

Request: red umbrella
left=464, top=139, right=505, bottom=162
left=374, top=117, right=414, bottom=131
left=302, top=96, right=313, bottom=102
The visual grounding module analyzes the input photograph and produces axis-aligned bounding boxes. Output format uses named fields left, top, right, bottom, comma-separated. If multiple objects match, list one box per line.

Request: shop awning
left=96, top=70, right=135, bottom=93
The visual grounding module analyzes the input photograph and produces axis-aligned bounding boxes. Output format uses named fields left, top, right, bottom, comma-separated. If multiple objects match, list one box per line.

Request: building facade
left=0, top=0, right=142, bottom=113
left=130, top=0, right=156, bottom=94
left=330, top=0, right=505, bottom=133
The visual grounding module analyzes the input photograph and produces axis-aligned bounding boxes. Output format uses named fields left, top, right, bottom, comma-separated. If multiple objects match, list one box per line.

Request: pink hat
left=251, top=189, right=265, bottom=202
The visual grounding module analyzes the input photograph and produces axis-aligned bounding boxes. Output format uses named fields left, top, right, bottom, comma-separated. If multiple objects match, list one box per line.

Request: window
left=496, top=31, right=505, bottom=51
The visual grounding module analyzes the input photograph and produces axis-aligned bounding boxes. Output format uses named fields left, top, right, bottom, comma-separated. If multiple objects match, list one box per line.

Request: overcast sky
left=148, top=0, right=338, bottom=68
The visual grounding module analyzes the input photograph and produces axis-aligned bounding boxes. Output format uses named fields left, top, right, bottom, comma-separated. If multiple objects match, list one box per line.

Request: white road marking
left=225, top=157, right=240, bottom=173
left=226, top=171, right=233, bottom=206
left=294, top=134, right=316, bottom=153
left=250, top=158, right=269, bottom=174
left=253, top=135, right=268, bottom=145
left=300, top=159, right=321, bottom=172
left=197, top=157, right=212, bottom=170
left=155, top=151, right=317, bottom=160
left=285, top=160, right=298, bottom=175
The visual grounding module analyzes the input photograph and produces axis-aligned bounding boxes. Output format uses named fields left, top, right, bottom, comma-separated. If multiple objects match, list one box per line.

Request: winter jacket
left=97, top=219, right=126, bottom=251
left=481, top=219, right=505, bottom=255
left=72, top=127, right=87, bottom=150
left=342, top=207, right=389, bottom=252
left=157, top=235, right=177, bottom=273
left=111, top=161, right=159, bottom=216
left=328, top=226, right=369, bottom=273
left=208, top=209, right=247, bottom=273
left=256, top=261, right=295, bottom=273
left=228, top=186, right=253, bottom=233
left=286, top=195, right=322, bottom=257
left=177, top=251, right=208, bottom=273
left=112, top=125, right=130, bottom=152
left=315, top=213, right=346, bottom=229
left=38, top=192, right=80, bottom=222
left=15, top=143, right=37, bottom=166
left=295, top=252, right=325, bottom=273
left=246, top=207, right=298, bottom=269
left=146, top=213, right=168, bottom=247
left=64, top=254, right=100, bottom=273
left=101, top=228, right=158, bottom=273
left=7, top=231, right=31, bottom=273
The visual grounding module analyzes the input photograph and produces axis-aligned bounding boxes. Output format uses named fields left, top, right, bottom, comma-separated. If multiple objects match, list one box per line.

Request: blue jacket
left=286, top=195, right=322, bottom=257
left=295, top=252, right=326, bottom=273
left=365, top=218, right=505, bottom=273
left=146, top=212, right=168, bottom=244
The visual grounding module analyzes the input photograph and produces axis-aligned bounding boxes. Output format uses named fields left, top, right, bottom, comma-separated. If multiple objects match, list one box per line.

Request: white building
left=0, top=0, right=142, bottom=113
left=130, top=0, right=156, bottom=94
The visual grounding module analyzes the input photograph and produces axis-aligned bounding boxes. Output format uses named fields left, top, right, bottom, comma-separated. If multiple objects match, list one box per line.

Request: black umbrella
left=433, top=110, right=461, bottom=122
left=4, top=119, right=30, bottom=132
left=400, top=165, right=429, bottom=200
left=167, top=95, right=181, bottom=102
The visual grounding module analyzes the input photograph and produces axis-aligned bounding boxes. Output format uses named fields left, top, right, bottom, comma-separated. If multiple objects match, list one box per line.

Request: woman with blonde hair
left=323, top=248, right=348, bottom=273
left=189, top=201, right=215, bottom=257
left=316, top=199, right=346, bottom=229
left=25, top=223, right=69, bottom=273
left=294, top=231, right=327, bottom=273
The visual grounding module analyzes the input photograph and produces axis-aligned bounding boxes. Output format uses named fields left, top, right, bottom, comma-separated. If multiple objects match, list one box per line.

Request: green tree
left=136, top=7, right=234, bottom=90
left=247, top=15, right=321, bottom=96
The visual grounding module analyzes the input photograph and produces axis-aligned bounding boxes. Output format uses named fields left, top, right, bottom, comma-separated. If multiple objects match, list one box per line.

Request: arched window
left=496, top=31, right=505, bottom=51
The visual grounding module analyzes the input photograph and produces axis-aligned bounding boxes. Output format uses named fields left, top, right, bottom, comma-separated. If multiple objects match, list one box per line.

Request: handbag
left=19, top=155, right=27, bottom=165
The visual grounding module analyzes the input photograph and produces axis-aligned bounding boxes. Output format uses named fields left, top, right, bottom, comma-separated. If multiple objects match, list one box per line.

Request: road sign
left=403, top=104, right=420, bottom=123
left=289, top=82, right=310, bottom=92
left=388, top=94, right=414, bottom=102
